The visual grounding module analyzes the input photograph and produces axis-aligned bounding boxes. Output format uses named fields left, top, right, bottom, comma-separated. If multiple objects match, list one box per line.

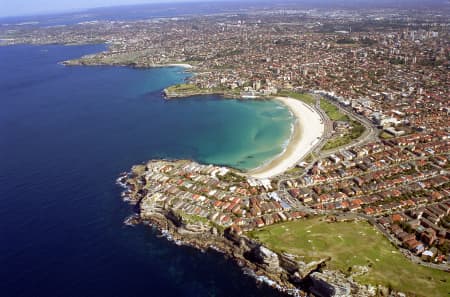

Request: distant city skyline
left=0, top=0, right=206, bottom=18
left=1, top=0, right=448, bottom=18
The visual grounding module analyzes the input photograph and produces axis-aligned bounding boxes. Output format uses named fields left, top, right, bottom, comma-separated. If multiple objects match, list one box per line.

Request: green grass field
left=380, top=132, right=394, bottom=139
left=166, top=83, right=236, bottom=96
left=166, top=83, right=202, bottom=93
left=278, top=90, right=316, bottom=105
left=248, top=217, right=450, bottom=296
left=319, top=99, right=365, bottom=150
left=322, top=120, right=365, bottom=150
left=320, top=99, right=350, bottom=121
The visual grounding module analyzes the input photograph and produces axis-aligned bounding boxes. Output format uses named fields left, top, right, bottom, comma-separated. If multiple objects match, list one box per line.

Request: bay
left=0, top=44, right=291, bottom=297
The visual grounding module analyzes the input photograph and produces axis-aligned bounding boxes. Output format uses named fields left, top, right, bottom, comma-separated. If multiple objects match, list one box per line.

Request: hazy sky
left=0, top=0, right=191, bottom=18
left=1, top=0, right=446, bottom=18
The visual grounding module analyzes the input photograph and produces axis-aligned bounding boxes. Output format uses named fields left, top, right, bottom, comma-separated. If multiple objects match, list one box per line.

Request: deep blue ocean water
left=0, top=44, right=290, bottom=297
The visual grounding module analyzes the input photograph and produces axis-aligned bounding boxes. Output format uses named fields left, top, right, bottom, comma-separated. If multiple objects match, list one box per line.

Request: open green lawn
left=322, top=136, right=354, bottom=150
left=166, top=83, right=234, bottom=95
left=320, top=99, right=350, bottom=122
left=319, top=99, right=366, bottom=150
left=248, top=217, right=450, bottom=297
left=278, top=90, right=316, bottom=105
left=166, top=83, right=202, bottom=92
left=322, top=120, right=365, bottom=150
left=380, top=132, right=394, bottom=139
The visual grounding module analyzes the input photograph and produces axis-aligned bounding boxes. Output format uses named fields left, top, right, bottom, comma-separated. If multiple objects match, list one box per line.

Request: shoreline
left=247, top=97, right=325, bottom=179
left=162, top=63, right=194, bottom=69
left=117, top=161, right=376, bottom=297
left=161, top=92, right=326, bottom=177
left=116, top=171, right=316, bottom=297
left=61, top=52, right=325, bottom=179
left=61, top=58, right=196, bottom=70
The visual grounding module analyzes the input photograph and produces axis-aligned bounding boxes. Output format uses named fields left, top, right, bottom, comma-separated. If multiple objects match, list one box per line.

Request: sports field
left=248, top=217, right=449, bottom=296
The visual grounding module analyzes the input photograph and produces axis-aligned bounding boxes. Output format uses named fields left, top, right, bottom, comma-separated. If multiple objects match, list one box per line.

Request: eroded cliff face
left=253, top=245, right=282, bottom=272
left=120, top=168, right=381, bottom=297
left=133, top=200, right=308, bottom=295
left=134, top=204, right=353, bottom=297
left=140, top=210, right=381, bottom=297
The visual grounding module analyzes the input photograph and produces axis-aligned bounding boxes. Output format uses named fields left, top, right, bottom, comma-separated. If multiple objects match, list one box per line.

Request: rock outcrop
left=279, top=253, right=329, bottom=279
left=119, top=167, right=381, bottom=297
left=307, top=270, right=377, bottom=297
left=309, top=271, right=351, bottom=297
left=252, top=245, right=282, bottom=273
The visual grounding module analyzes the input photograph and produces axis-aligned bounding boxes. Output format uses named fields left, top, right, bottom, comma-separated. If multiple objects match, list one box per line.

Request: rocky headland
left=117, top=160, right=381, bottom=297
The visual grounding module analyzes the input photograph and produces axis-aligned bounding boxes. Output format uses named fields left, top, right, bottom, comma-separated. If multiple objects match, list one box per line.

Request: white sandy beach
left=146, top=63, right=194, bottom=69
left=248, top=97, right=325, bottom=179
left=165, top=63, right=194, bottom=69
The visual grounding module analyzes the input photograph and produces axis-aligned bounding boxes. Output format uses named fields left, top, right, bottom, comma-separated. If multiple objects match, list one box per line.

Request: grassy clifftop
left=165, top=83, right=203, bottom=93
left=164, top=83, right=240, bottom=98
left=248, top=217, right=450, bottom=297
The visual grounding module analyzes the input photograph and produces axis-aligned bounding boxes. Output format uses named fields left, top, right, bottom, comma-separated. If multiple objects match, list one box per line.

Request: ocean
left=0, top=44, right=291, bottom=297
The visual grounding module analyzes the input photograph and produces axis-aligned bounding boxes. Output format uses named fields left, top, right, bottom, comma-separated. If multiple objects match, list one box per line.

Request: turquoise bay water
left=165, top=97, right=293, bottom=170
left=124, top=64, right=293, bottom=171
left=0, top=44, right=292, bottom=297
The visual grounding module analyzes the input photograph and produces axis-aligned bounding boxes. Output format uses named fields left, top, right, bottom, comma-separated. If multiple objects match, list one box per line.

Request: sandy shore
left=164, top=63, right=194, bottom=69
left=248, top=97, right=325, bottom=179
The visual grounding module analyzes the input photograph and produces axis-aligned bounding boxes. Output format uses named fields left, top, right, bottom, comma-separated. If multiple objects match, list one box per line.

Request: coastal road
left=358, top=213, right=450, bottom=272
left=316, top=94, right=380, bottom=158
left=276, top=93, right=379, bottom=192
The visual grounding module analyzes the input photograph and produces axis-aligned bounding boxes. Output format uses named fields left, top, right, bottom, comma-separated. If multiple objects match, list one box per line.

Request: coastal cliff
left=128, top=196, right=314, bottom=296
left=118, top=160, right=379, bottom=297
